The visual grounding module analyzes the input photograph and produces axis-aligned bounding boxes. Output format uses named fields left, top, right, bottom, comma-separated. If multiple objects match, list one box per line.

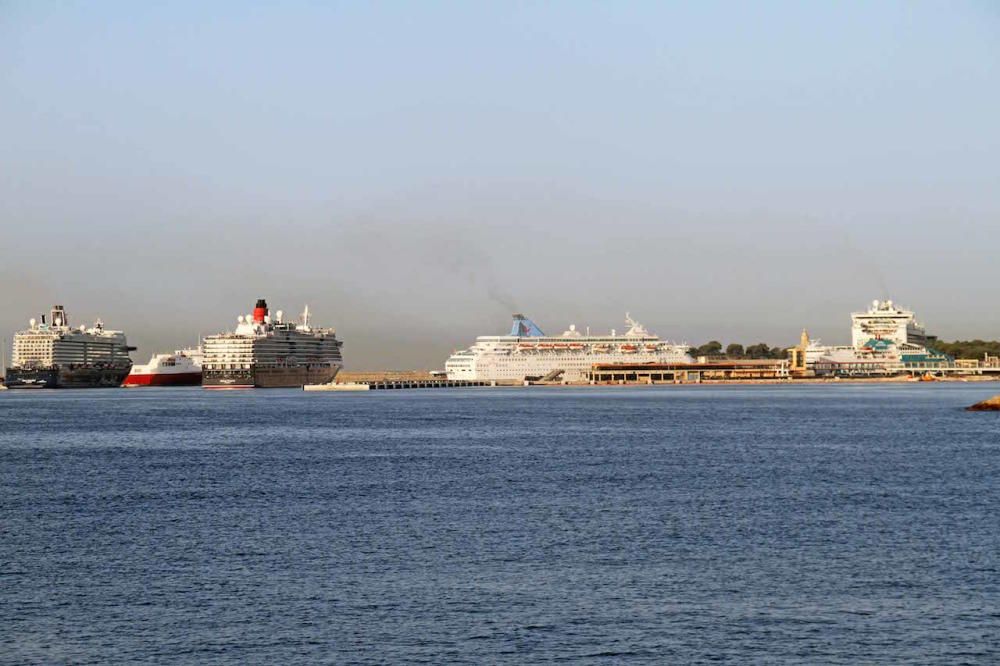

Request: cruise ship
left=851, top=299, right=928, bottom=348
left=202, top=299, right=343, bottom=389
left=123, top=348, right=203, bottom=387
left=5, top=305, right=135, bottom=388
left=445, top=314, right=692, bottom=382
left=802, top=298, right=947, bottom=376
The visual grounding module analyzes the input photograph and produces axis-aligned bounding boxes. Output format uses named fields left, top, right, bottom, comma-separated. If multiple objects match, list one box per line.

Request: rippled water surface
left=3, top=385, right=1000, bottom=664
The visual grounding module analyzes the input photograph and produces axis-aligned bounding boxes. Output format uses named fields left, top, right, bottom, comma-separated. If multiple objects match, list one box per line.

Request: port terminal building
left=588, top=360, right=790, bottom=384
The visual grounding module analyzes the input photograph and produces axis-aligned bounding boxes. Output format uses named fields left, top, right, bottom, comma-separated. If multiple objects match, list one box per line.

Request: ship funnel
left=253, top=299, right=268, bottom=323
left=51, top=305, right=67, bottom=328
left=509, top=314, right=545, bottom=337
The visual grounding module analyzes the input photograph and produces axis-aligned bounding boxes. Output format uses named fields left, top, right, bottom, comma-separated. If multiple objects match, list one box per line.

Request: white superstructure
left=11, top=305, right=132, bottom=369
left=446, top=314, right=692, bottom=382
left=130, top=348, right=202, bottom=373
left=123, top=348, right=203, bottom=386
left=851, top=299, right=927, bottom=348
left=803, top=338, right=905, bottom=376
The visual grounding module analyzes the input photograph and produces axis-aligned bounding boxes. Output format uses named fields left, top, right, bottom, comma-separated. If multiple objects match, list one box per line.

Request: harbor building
left=589, top=359, right=790, bottom=384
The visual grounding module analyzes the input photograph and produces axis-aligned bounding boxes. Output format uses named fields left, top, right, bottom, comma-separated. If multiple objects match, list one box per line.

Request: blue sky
left=3, top=2, right=999, bottom=367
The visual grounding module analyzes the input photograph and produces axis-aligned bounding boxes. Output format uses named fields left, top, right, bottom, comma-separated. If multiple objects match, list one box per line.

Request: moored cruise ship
left=123, top=348, right=203, bottom=387
left=5, top=305, right=135, bottom=388
left=202, top=299, right=343, bottom=389
left=801, top=298, right=948, bottom=376
left=446, top=314, right=692, bottom=382
left=851, top=299, right=928, bottom=348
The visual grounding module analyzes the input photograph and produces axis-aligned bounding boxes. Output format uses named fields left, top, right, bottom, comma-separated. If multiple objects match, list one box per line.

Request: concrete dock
left=304, top=379, right=491, bottom=391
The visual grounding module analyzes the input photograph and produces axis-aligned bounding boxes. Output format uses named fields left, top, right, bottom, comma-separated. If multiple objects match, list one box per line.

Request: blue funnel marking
left=510, top=314, right=545, bottom=337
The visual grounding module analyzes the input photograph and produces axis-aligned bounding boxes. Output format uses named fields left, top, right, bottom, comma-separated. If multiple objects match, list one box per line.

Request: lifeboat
left=621, top=344, right=638, bottom=353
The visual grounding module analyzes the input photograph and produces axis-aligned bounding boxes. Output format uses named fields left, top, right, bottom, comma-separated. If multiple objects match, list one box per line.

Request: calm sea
left=2, top=385, right=999, bottom=664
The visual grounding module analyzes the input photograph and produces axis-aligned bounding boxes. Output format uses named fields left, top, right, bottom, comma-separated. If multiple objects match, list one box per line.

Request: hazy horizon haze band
left=2, top=1, right=998, bottom=367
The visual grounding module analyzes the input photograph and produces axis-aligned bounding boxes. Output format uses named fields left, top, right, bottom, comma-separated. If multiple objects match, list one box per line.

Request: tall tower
left=790, top=328, right=811, bottom=376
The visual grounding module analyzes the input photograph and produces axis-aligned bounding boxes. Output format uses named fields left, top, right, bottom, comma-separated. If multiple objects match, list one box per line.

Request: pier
left=304, top=379, right=491, bottom=391
left=589, top=360, right=791, bottom=384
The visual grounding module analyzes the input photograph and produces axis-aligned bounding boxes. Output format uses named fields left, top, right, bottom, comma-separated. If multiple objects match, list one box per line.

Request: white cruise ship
left=202, top=299, right=343, bottom=389
left=801, top=298, right=946, bottom=376
left=851, top=299, right=927, bottom=348
left=5, top=305, right=134, bottom=388
left=446, top=314, right=692, bottom=383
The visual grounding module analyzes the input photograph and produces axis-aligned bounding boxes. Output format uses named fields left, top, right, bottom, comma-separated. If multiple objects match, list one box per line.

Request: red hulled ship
left=122, top=348, right=203, bottom=387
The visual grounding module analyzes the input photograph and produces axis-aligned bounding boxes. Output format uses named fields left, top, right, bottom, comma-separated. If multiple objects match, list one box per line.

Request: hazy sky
left=3, top=1, right=999, bottom=368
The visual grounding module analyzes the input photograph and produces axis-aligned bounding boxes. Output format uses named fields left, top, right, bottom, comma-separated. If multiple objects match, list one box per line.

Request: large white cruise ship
left=446, top=314, right=692, bottom=383
left=851, top=299, right=927, bottom=348
left=202, top=299, right=343, bottom=389
left=800, top=298, right=946, bottom=376
left=5, top=305, right=134, bottom=388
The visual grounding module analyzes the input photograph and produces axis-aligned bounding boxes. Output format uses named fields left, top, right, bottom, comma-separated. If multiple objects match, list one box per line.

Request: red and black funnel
left=253, top=299, right=268, bottom=323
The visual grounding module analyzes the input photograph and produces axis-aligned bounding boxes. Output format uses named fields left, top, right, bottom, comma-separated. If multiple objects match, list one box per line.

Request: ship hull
left=5, top=366, right=131, bottom=389
left=203, top=365, right=340, bottom=389
left=123, top=371, right=202, bottom=387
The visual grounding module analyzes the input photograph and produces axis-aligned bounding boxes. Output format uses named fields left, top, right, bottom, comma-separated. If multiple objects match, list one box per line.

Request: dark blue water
left=2, top=385, right=1000, bottom=664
